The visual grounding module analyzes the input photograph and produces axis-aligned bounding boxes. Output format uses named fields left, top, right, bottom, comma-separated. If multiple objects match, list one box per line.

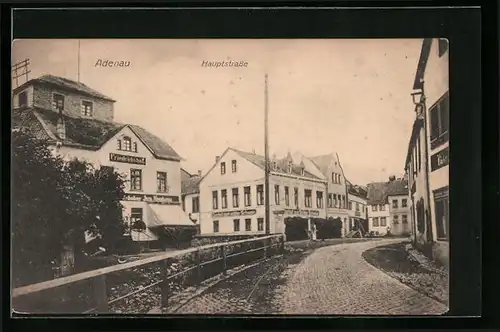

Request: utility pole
left=264, top=73, right=270, bottom=234
left=12, top=58, right=31, bottom=88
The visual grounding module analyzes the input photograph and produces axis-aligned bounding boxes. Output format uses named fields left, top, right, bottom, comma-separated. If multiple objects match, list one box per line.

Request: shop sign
left=109, top=153, right=146, bottom=165
left=274, top=209, right=320, bottom=217
left=430, top=147, right=449, bottom=172
left=212, top=209, right=257, bottom=218
left=123, top=193, right=180, bottom=205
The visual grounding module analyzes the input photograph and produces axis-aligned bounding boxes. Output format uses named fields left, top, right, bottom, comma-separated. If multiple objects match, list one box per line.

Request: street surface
left=176, top=238, right=448, bottom=315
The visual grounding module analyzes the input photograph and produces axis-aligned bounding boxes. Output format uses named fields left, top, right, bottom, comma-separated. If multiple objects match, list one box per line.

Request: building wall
left=30, top=85, right=115, bottom=121
left=12, top=86, right=35, bottom=109
left=184, top=192, right=200, bottom=222
left=388, top=194, right=411, bottom=236
left=347, top=194, right=368, bottom=233
left=367, top=203, right=390, bottom=235
left=323, top=155, right=350, bottom=232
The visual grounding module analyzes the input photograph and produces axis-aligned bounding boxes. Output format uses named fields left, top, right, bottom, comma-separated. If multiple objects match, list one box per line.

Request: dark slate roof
left=14, top=75, right=116, bottom=102
left=12, top=107, right=182, bottom=160
left=367, top=179, right=408, bottom=205
left=181, top=175, right=201, bottom=195
left=346, top=180, right=368, bottom=198
left=367, top=182, right=388, bottom=205
left=231, top=148, right=323, bottom=180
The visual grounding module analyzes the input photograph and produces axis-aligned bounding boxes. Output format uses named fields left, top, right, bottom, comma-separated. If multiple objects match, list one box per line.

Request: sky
left=12, top=38, right=425, bottom=185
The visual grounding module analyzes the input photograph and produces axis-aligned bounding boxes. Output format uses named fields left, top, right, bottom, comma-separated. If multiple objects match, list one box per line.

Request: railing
left=12, top=234, right=285, bottom=314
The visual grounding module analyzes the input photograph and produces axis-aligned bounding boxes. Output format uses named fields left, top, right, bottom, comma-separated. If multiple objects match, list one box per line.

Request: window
left=380, top=217, right=387, bottom=227
left=333, top=195, right=338, bottom=207
left=338, top=195, right=342, bottom=208
left=213, top=220, right=219, bottom=233
left=245, top=219, right=252, bottom=231
left=430, top=92, right=450, bottom=148
left=300, top=167, right=305, bottom=176
left=417, top=136, right=421, bottom=171
left=362, top=205, right=365, bottom=212
left=18, top=91, right=28, bottom=107
left=294, top=188, right=299, bottom=207
left=304, top=190, right=312, bottom=208
left=221, top=189, right=228, bottom=209
left=402, top=214, right=408, bottom=224
left=328, top=194, right=333, bottom=208
left=117, top=140, right=122, bottom=150
left=220, top=162, right=226, bottom=175
left=316, top=191, right=324, bottom=208
left=233, top=219, right=240, bottom=232
left=192, top=197, right=199, bottom=213
left=212, top=191, right=218, bottom=210
left=349, top=201, right=353, bottom=210
left=379, top=204, right=385, bottom=211
left=257, top=184, right=264, bottom=205
left=393, top=215, right=399, bottom=224
left=232, top=188, right=239, bottom=208
left=438, top=38, right=449, bottom=57
left=332, top=173, right=335, bottom=182
left=288, top=161, right=292, bottom=173
left=130, top=208, right=145, bottom=230
left=257, top=218, right=264, bottom=231
left=392, top=200, right=398, bottom=208
left=81, top=100, right=93, bottom=117
left=342, top=195, right=346, bottom=208
left=284, top=187, right=290, bottom=206
left=272, top=161, right=277, bottom=170
left=434, top=188, right=449, bottom=241
left=274, top=185, right=280, bottom=205
left=402, top=199, right=408, bottom=208
left=372, top=205, right=377, bottom=211
left=52, top=93, right=65, bottom=110
left=123, top=137, right=132, bottom=151
left=231, top=160, right=237, bottom=173
left=130, top=169, right=142, bottom=191
left=244, top=186, right=251, bottom=206
left=157, top=172, right=167, bottom=192
left=133, top=142, right=138, bottom=153
left=373, top=217, right=379, bottom=227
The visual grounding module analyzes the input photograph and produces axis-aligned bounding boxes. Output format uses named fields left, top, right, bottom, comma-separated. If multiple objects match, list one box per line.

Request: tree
left=11, top=130, right=127, bottom=286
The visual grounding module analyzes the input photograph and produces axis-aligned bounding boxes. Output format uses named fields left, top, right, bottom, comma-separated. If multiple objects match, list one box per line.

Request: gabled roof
left=231, top=148, right=324, bottom=181
left=12, top=107, right=182, bottom=161
left=367, top=179, right=408, bottom=205
left=13, top=74, right=116, bottom=102
left=181, top=175, right=201, bottom=195
left=346, top=180, right=368, bottom=198
left=309, top=153, right=335, bottom=176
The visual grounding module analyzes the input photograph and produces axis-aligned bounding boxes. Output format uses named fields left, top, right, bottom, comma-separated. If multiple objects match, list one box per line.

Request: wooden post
left=161, top=259, right=171, bottom=311
left=221, top=245, right=227, bottom=275
left=196, top=249, right=202, bottom=284
left=263, top=238, right=268, bottom=259
left=280, top=235, right=285, bottom=254
left=92, top=275, right=108, bottom=313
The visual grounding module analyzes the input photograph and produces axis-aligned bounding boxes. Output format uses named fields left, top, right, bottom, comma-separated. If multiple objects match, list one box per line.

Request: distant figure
left=311, top=223, right=318, bottom=241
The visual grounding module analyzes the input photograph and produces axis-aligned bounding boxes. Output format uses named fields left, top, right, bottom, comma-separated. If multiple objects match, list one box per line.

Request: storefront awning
left=147, top=204, right=197, bottom=228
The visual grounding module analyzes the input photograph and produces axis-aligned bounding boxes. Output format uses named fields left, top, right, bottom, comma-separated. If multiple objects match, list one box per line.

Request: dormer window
left=18, top=91, right=28, bottom=108
left=301, top=167, right=305, bottom=176
left=81, top=100, right=93, bottom=117
left=273, top=161, right=277, bottom=170
left=52, top=93, right=65, bottom=111
left=288, top=161, right=292, bottom=173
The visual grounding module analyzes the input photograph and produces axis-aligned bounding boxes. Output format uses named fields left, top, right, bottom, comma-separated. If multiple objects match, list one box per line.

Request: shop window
left=233, top=219, right=240, bottom=232
left=257, top=218, right=264, bottom=231
left=245, top=219, right=252, bottom=231
left=434, top=188, right=449, bottom=241
left=244, top=186, right=251, bottom=206
left=221, top=189, right=228, bottom=209
left=257, top=185, right=264, bottom=205
left=130, top=169, right=142, bottom=191
left=212, top=191, right=218, bottom=210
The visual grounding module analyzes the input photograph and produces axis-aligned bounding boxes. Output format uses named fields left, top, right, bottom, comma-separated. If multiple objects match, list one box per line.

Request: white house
left=12, top=74, right=196, bottom=246
left=366, top=182, right=391, bottom=235
left=346, top=182, right=368, bottom=235
left=198, top=148, right=328, bottom=238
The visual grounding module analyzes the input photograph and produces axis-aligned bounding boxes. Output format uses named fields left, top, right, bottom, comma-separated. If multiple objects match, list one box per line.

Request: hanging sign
left=430, top=147, right=449, bottom=172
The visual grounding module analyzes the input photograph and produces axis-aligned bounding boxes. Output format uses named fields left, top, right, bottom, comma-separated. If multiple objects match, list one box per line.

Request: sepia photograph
left=11, top=38, right=449, bottom=316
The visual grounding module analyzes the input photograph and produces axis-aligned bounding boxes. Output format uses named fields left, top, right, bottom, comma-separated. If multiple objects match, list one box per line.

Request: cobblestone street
left=175, top=239, right=448, bottom=315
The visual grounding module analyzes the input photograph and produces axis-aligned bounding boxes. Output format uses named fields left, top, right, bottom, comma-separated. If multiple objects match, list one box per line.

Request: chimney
left=197, top=170, right=202, bottom=177
left=215, top=156, right=221, bottom=163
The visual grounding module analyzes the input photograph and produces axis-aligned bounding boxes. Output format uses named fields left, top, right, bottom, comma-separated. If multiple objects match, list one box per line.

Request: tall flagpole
left=77, top=40, right=81, bottom=82
left=264, top=73, right=270, bottom=234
